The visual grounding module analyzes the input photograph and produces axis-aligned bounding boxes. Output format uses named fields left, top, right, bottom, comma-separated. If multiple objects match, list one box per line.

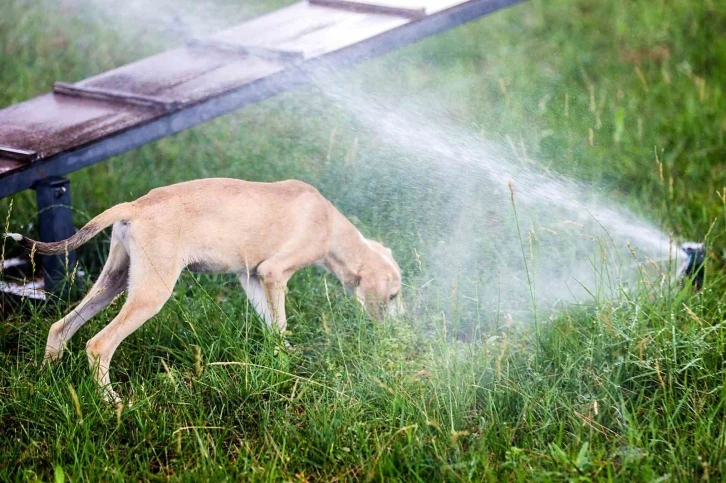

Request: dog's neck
left=322, top=213, right=372, bottom=289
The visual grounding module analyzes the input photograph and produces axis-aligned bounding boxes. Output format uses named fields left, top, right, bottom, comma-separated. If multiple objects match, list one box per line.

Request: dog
left=8, top=178, right=403, bottom=403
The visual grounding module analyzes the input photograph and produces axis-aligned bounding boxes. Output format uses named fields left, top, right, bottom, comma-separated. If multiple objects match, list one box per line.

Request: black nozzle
left=678, top=242, right=706, bottom=290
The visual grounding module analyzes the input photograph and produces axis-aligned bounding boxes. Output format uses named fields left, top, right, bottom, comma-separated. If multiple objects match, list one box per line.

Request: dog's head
left=355, top=239, right=404, bottom=320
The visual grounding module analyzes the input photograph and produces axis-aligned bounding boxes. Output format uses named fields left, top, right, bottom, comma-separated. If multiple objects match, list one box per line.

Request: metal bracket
left=308, top=0, right=426, bottom=18
left=188, top=39, right=305, bottom=64
left=0, top=146, right=38, bottom=162
left=34, top=177, right=77, bottom=294
left=54, top=82, right=180, bottom=112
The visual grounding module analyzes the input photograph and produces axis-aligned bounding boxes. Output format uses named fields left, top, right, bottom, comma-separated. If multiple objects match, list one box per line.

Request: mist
left=306, top=77, right=673, bottom=324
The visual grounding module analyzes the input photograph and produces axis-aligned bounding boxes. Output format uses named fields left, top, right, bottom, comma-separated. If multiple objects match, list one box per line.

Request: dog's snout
left=386, top=297, right=406, bottom=318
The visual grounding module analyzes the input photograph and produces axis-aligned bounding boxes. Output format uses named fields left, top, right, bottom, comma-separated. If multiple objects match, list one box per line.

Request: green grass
left=2, top=0, right=726, bottom=480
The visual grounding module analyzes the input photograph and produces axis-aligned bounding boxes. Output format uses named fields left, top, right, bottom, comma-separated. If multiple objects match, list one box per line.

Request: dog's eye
left=389, top=292, right=398, bottom=301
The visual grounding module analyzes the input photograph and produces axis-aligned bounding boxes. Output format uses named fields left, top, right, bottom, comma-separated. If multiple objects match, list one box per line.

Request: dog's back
left=126, top=178, right=332, bottom=273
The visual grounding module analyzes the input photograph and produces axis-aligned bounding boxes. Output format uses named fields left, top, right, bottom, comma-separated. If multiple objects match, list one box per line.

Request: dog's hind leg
left=85, top=250, right=181, bottom=403
left=238, top=273, right=274, bottom=328
left=44, top=232, right=129, bottom=364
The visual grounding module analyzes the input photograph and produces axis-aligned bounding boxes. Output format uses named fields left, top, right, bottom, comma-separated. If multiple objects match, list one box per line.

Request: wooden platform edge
left=53, top=82, right=180, bottom=111
left=308, top=0, right=427, bottom=18
left=0, top=146, right=38, bottom=163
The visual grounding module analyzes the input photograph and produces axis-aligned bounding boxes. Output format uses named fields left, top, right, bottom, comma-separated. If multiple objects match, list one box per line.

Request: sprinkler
left=678, top=242, right=706, bottom=290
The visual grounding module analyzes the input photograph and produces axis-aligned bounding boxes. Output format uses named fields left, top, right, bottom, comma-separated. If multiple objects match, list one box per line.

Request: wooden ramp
left=0, top=0, right=523, bottom=197
left=0, top=0, right=523, bottom=291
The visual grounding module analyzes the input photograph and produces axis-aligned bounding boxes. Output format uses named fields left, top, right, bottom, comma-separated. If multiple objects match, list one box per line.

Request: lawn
left=1, top=0, right=726, bottom=480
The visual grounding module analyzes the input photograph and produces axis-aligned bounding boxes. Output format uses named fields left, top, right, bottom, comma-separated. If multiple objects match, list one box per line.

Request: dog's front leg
left=239, top=273, right=288, bottom=333
left=263, top=280, right=287, bottom=333
left=255, top=261, right=291, bottom=334
left=239, top=274, right=275, bottom=328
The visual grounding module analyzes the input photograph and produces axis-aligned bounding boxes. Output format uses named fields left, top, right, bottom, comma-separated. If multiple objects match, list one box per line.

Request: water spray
left=678, top=242, right=706, bottom=290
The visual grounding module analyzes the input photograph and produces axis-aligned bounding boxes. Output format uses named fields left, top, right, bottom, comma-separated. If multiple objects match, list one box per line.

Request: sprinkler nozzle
left=678, top=242, right=706, bottom=290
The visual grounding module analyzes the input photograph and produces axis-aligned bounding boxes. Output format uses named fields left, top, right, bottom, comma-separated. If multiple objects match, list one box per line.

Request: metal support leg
left=35, top=177, right=76, bottom=293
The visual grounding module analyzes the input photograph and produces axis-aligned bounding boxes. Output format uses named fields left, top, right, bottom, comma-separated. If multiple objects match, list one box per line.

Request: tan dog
left=8, top=178, right=403, bottom=403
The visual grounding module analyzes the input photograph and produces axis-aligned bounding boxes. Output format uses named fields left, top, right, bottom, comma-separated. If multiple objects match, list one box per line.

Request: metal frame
left=35, top=177, right=76, bottom=292
left=0, top=0, right=524, bottom=200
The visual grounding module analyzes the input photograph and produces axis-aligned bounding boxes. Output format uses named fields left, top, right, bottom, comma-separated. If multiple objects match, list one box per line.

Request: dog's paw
left=41, top=353, right=62, bottom=368
left=101, top=387, right=124, bottom=406
left=272, top=337, right=292, bottom=354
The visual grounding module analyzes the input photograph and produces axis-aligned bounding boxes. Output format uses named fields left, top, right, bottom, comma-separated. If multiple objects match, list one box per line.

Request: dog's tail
left=5, top=202, right=134, bottom=255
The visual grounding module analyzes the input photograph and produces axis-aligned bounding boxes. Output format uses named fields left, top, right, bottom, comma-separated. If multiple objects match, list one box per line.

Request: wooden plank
left=76, top=47, right=285, bottom=106
left=410, top=0, right=468, bottom=15
left=159, top=58, right=286, bottom=103
left=0, top=93, right=161, bottom=164
left=0, top=146, right=38, bottom=162
left=211, top=3, right=356, bottom=51
left=77, top=48, right=231, bottom=99
left=309, top=0, right=426, bottom=18
left=188, top=38, right=305, bottom=63
left=275, top=11, right=408, bottom=58
left=54, top=82, right=179, bottom=111
left=213, top=2, right=408, bottom=60
left=0, top=51, right=285, bottom=168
